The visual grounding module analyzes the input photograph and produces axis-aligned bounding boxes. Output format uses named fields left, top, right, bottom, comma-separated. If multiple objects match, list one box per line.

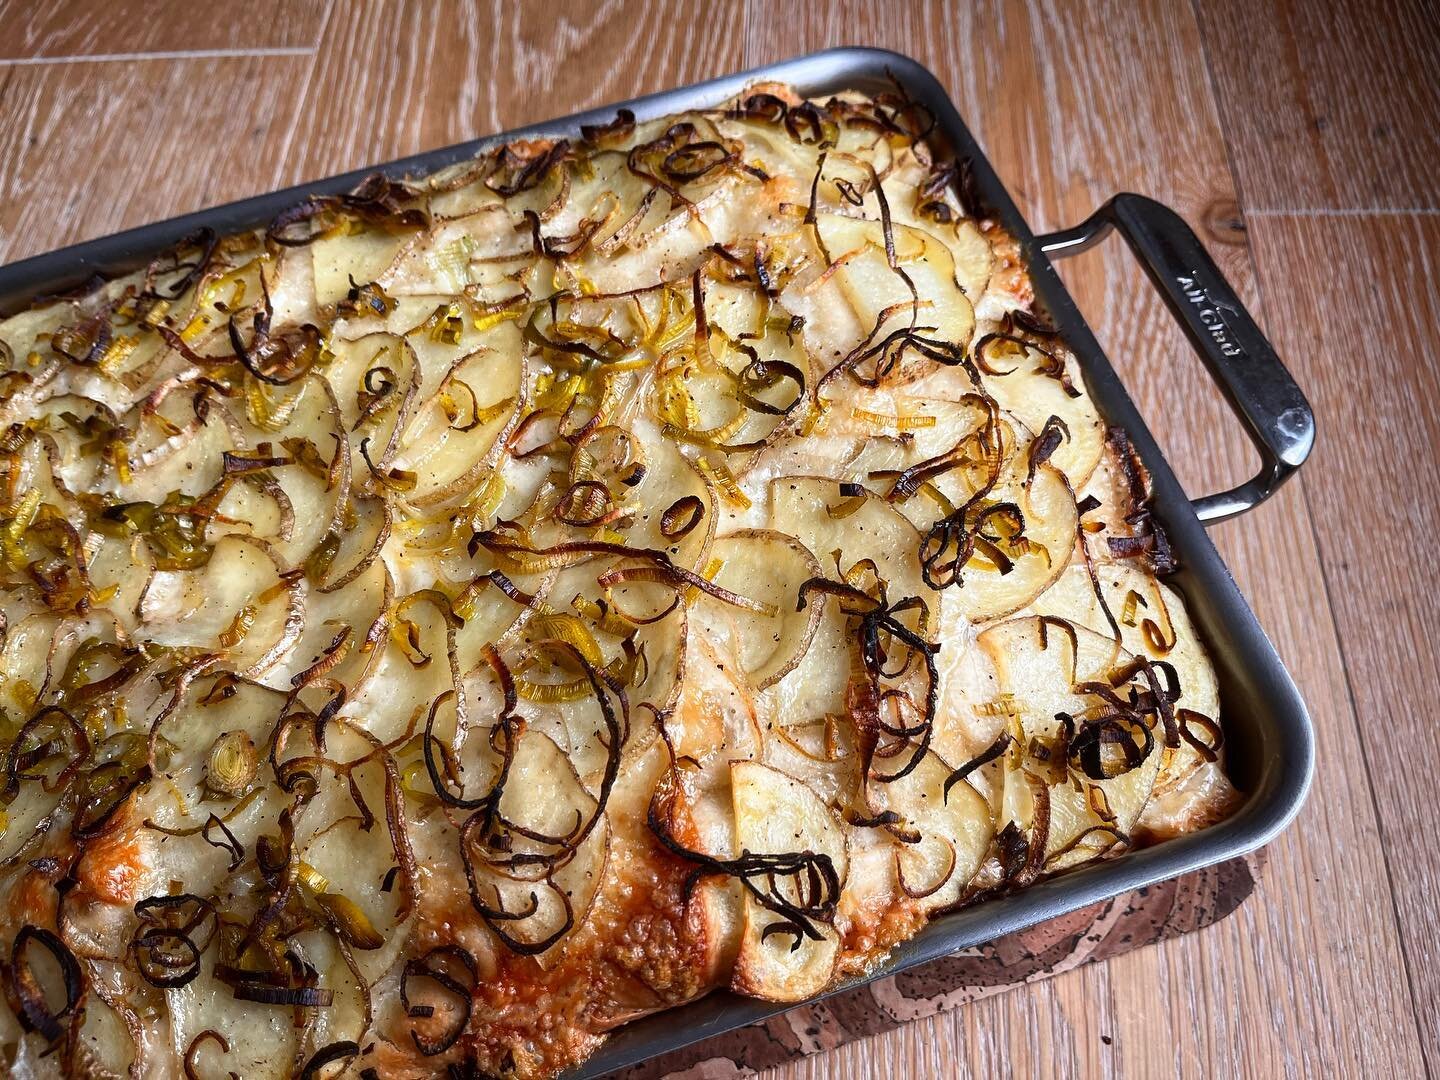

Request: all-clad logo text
left=1177, top=274, right=1244, bottom=359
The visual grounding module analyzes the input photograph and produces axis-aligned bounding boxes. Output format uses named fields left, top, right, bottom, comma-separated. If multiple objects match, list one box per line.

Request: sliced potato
left=837, top=390, right=996, bottom=481
left=613, top=429, right=716, bottom=571
left=1028, top=563, right=1219, bottom=719
left=668, top=619, right=762, bottom=763
left=978, top=617, right=1162, bottom=868
left=905, top=458, right=1079, bottom=624
left=1026, top=562, right=1230, bottom=826
left=261, top=556, right=388, bottom=696
left=510, top=581, right=687, bottom=782
left=733, top=901, right=840, bottom=1003
left=770, top=475, right=935, bottom=606
left=0, top=301, right=79, bottom=362
left=950, top=219, right=994, bottom=302
left=473, top=730, right=610, bottom=957
left=976, top=337, right=1104, bottom=487
left=137, top=534, right=297, bottom=662
left=972, top=461, right=1077, bottom=621
left=655, top=279, right=812, bottom=469
left=858, top=409, right=1078, bottom=623
left=379, top=207, right=522, bottom=296
left=393, top=334, right=525, bottom=508
left=866, top=749, right=993, bottom=911
left=730, top=761, right=848, bottom=1001
left=804, top=214, right=976, bottom=383
left=766, top=476, right=939, bottom=725
left=758, top=597, right=852, bottom=729
left=704, top=529, right=823, bottom=690
left=312, top=227, right=411, bottom=307
left=731, top=761, right=848, bottom=879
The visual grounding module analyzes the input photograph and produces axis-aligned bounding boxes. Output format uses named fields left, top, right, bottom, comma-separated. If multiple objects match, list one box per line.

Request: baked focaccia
left=0, top=82, right=1237, bottom=1079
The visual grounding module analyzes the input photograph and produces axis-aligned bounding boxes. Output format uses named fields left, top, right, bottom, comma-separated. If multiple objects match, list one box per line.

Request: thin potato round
left=705, top=529, right=824, bottom=690
left=977, top=617, right=1164, bottom=867
left=731, top=761, right=848, bottom=1002
left=867, top=749, right=993, bottom=911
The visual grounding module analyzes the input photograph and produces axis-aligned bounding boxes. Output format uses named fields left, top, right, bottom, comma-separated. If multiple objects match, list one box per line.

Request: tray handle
left=1035, top=194, right=1313, bottom=525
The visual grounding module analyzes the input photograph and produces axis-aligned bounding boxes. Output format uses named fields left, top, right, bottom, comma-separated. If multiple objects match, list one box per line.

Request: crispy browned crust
left=457, top=845, right=723, bottom=1078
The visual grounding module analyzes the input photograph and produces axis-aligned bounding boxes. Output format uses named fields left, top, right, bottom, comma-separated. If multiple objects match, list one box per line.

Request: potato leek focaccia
left=0, top=83, right=1239, bottom=1078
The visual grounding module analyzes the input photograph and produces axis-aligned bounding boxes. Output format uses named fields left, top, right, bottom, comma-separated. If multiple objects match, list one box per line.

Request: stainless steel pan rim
left=0, top=46, right=1316, bottom=1080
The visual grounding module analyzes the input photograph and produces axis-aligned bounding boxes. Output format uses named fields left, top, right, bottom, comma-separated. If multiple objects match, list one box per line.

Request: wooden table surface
left=2, top=1, right=1437, bottom=1076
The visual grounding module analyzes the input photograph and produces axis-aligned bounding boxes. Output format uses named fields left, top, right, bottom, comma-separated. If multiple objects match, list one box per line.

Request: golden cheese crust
left=0, top=83, right=1236, bottom=1078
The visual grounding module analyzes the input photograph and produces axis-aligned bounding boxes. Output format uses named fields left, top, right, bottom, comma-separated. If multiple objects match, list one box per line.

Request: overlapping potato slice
left=951, top=220, right=995, bottom=302
left=0, top=302, right=80, bottom=365
left=730, top=761, right=848, bottom=1001
left=609, top=431, right=717, bottom=569
left=845, top=406, right=1078, bottom=623
left=378, top=206, right=525, bottom=297
left=217, top=374, right=351, bottom=564
left=321, top=330, right=420, bottom=454
left=265, top=556, right=390, bottom=695
left=865, top=749, right=993, bottom=911
left=136, top=712, right=394, bottom=1078
left=767, top=475, right=938, bottom=724
left=395, top=345, right=525, bottom=508
left=654, top=279, right=812, bottom=469
left=510, top=572, right=687, bottom=780
left=977, top=617, right=1163, bottom=870
left=666, top=619, right=765, bottom=765
left=771, top=475, right=934, bottom=604
left=160, top=950, right=302, bottom=1080
left=311, top=226, right=414, bottom=308
left=469, top=730, right=611, bottom=960
left=163, top=250, right=271, bottom=360
left=1026, top=563, right=1230, bottom=826
left=973, top=333, right=1104, bottom=487
left=898, top=442, right=1079, bottom=624
left=0, top=615, right=117, bottom=862
left=703, top=529, right=824, bottom=690
left=136, top=534, right=302, bottom=671
left=790, top=214, right=976, bottom=385
left=955, top=460, right=1078, bottom=622
left=1028, top=563, right=1218, bottom=718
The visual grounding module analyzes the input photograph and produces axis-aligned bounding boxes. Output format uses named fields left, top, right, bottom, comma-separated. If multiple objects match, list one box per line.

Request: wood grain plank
left=0, top=0, right=327, bottom=60
left=272, top=0, right=746, bottom=189
left=0, top=54, right=310, bottom=264
left=1246, top=211, right=1440, bottom=1073
left=1099, top=474, right=1427, bottom=1080
left=1194, top=0, right=1440, bottom=212
left=742, top=2, right=1425, bottom=1077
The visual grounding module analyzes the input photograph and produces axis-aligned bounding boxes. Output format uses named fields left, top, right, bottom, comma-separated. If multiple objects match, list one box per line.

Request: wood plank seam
left=1298, top=488, right=1438, bottom=1080
left=0, top=47, right=315, bottom=66
left=267, top=0, right=339, bottom=190
left=1191, top=2, right=1436, bottom=1067
left=1245, top=207, right=1440, bottom=217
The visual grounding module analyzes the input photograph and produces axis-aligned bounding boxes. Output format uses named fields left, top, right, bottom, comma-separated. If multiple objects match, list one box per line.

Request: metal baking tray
left=0, top=46, right=1315, bottom=1079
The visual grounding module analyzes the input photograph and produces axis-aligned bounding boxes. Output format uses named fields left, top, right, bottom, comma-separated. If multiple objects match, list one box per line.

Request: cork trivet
left=613, top=854, right=1262, bottom=1079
